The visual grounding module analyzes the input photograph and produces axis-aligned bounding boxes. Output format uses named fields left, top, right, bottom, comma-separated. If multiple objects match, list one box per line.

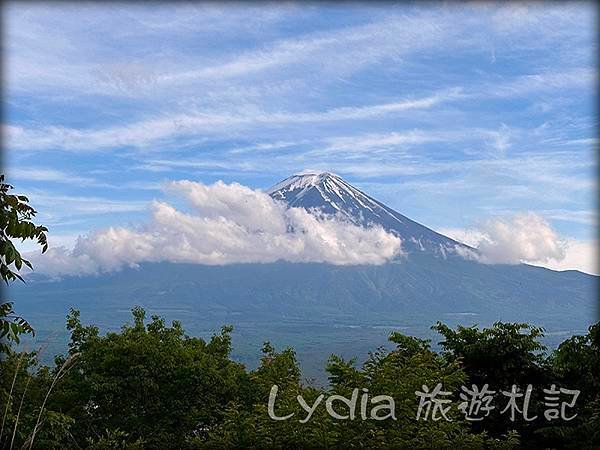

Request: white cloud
left=477, top=214, right=563, bottom=265
left=26, top=180, right=403, bottom=277
left=315, top=130, right=444, bottom=156
left=465, top=213, right=565, bottom=264
left=4, top=89, right=461, bottom=152
left=487, top=123, right=511, bottom=154
left=539, top=239, right=598, bottom=275
left=24, top=192, right=148, bottom=216
left=540, top=209, right=598, bottom=226
left=6, top=3, right=591, bottom=98
left=491, top=68, right=597, bottom=97
left=5, top=9, right=454, bottom=97
left=440, top=213, right=597, bottom=275
left=3, top=3, right=297, bottom=97
left=438, top=228, right=487, bottom=250
left=156, top=13, right=453, bottom=84
left=7, top=167, right=105, bottom=187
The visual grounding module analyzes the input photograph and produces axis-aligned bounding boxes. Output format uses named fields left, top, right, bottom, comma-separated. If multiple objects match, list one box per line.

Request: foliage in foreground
left=0, top=174, right=48, bottom=352
left=1, top=310, right=598, bottom=449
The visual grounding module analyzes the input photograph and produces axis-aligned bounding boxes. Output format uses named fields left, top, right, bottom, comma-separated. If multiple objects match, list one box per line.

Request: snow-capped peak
left=266, top=172, right=381, bottom=213
left=267, top=172, right=340, bottom=195
left=267, top=172, right=471, bottom=256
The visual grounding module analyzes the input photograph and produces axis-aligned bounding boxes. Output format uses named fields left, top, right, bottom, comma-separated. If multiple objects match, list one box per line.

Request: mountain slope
left=12, top=258, right=597, bottom=379
left=268, top=172, right=470, bottom=255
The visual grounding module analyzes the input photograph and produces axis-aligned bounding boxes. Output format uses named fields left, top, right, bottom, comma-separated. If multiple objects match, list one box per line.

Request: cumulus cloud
left=441, top=213, right=597, bottom=274
left=537, top=239, right=598, bottom=275
left=475, top=213, right=565, bottom=264
left=27, top=180, right=403, bottom=277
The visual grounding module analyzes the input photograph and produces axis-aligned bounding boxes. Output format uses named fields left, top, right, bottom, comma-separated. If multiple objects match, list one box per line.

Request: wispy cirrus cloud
left=5, top=88, right=462, bottom=152
left=486, top=68, right=597, bottom=98
left=154, top=13, right=455, bottom=86
left=7, top=167, right=107, bottom=187
left=25, top=191, right=148, bottom=217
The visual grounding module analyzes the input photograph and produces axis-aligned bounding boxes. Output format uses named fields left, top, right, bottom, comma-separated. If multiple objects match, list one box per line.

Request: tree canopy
left=1, top=310, right=598, bottom=449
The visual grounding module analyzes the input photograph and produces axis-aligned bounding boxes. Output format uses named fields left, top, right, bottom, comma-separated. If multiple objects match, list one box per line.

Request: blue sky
left=3, top=2, right=598, bottom=273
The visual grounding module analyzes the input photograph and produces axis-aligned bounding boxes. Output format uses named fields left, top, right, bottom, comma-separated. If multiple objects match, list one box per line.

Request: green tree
left=433, top=321, right=555, bottom=445
left=2, top=292, right=596, bottom=448
left=432, top=321, right=549, bottom=389
left=0, top=174, right=48, bottom=352
left=52, top=308, right=252, bottom=449
left=537, top=322, right=600, bottom=449
left=200, top=332, right=519, bottom=449
left=551, top=322, right=600, bottom=401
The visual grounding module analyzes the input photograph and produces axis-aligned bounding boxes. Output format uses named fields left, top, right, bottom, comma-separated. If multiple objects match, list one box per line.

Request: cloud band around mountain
left=25, top=181, right=588, bottom=277
left=28, top=180, right=404, bottom=276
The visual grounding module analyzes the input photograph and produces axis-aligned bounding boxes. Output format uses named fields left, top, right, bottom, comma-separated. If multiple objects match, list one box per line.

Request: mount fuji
left=267, top=172, right=470, bottom=256
left=11, top=172, right=598, bottom=379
